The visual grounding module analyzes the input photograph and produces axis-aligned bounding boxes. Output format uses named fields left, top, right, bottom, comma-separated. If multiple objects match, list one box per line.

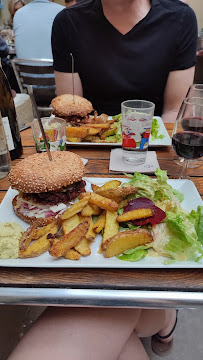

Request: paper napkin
left=109, top=149, right=159, bottom=174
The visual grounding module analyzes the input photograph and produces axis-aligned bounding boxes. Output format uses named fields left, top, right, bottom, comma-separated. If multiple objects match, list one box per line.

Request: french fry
left=60, top=197, right=90, bottom=220
left=95, top=186, right=138, bottom=203
left=62, top=214, right=91, bottom=255
left=62, top=214, right=80, bottom=235
left=103, top=211, right=119, bottom=243
left=81, top=204, right=101, bottom=217
left=49, top=221, right=89, bottom=257
left=19, top=222, right=60, bottom=258
left=87, top=128, right=102, bottom=136
left=101, top=124, right=117, bottom=139
left=118, top=199, right=129, bottom=209
left=117, top=208, right=153, bottom=222
left=83, top=123, right=110, bottom=129
left=66, top=127, right=89, bottom=138
left=19, top=223, right=40, bottom=251
left=103, top=229, right=153, bottom=258
left=91, top=184, right=100, bottom=192
left=75, top=237, right=91, bottom=256
left=67, top=137, right=82, bottom=142
left=89, top=193, right=118, bottom=212
left=97, top=180, right=121, bottom=191
left=19, top=235, right=51, bottom=258
left=93, top=211, right=106, bottom=233
left=78, top=192, right=92, bottom=200
left=65, top=249, right=81, bottom=260
left=80, top=216, right=96, bottom=241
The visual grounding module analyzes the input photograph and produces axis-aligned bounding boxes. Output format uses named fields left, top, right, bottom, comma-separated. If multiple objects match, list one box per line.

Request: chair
left=11, top=58, right=56, bottom=116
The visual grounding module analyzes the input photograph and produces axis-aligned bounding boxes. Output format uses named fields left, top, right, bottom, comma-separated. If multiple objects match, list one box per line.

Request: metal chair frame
left=11, top=58, right=56, bottom=113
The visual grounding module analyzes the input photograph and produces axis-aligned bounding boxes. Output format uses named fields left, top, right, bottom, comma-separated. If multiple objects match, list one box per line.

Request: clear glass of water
left=121, top=100, right=155, bottom=165
left=31, top=117, right=66, bottom=153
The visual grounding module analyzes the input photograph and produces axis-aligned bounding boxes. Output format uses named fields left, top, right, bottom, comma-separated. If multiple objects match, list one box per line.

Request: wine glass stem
left=180, top=159, right=189, bottom=179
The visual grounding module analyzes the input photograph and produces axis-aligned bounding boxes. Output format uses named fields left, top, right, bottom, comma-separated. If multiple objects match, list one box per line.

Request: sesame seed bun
left=8, top=151, right=84, bottom=193
left=50, top=94, right=93, bottom=117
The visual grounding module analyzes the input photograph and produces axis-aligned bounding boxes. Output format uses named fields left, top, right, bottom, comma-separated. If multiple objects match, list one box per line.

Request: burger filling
left=22, top=180, right=86, bottom=205
left=14, top=180, right=86, bottom=220
left=53, top=112, right=92, bottom=127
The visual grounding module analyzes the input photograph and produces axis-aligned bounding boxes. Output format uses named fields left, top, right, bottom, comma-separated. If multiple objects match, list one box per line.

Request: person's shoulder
left=54, top=0, right=94, bottom=21
left=158, top=0, right=196, bottom=19
left=64, top=0, right=95, bottom=14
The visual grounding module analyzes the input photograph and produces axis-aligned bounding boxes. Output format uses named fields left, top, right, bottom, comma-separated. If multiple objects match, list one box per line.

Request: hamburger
left=50, top=94, right=94, bottom=126
left=8, top=151, right=86, bottom=225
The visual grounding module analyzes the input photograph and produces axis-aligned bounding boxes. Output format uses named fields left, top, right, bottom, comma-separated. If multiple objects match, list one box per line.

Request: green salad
left=104, top=115, right=165, bottom=143
left=116, top=169, right=203, bottom=263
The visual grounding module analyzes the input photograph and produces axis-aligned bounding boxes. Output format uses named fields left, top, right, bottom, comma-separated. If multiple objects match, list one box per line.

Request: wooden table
left=0, top=124, right=202, bottom=308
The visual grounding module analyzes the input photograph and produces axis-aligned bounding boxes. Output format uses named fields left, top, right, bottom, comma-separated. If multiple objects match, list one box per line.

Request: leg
left=135, top=308, right=177, bottom=341
left=118, top=331, right=149, bottom=360
left=135, top=308, right=177, bottom=357
left=8, top=307, right=142, bottom=360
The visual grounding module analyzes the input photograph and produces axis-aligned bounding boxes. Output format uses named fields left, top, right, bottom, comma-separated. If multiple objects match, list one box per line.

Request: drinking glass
left=172, top=97, right=203, bottom=180
left=31, top=117, right=66, bottom=152
left=174, top=84, right=203, bottom=168
left=121, top=100, right=155, bottom=165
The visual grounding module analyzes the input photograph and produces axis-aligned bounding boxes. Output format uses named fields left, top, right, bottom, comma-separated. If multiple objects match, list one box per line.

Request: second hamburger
left=50, top=94, right=94, bottom=126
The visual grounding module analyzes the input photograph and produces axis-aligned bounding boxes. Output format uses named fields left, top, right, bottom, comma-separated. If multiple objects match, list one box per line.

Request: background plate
left=66, top=116, right=171, bottom=147
left=0, top=178, right=202, bottom=268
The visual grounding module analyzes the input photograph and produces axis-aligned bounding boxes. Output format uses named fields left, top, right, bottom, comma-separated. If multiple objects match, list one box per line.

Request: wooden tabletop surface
left=0, top=124, right=202, bottom=297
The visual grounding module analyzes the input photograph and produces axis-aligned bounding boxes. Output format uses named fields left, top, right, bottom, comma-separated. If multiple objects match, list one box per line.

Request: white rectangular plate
left=0, top=177, right=202, bottom=268
left=66, top=116, right=171, bottom=147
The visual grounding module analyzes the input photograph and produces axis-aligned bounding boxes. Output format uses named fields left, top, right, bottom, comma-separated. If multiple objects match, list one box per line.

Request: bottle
left=0, top=66, right=23, bottom=160
left=0, top=111, right=10, bottom=179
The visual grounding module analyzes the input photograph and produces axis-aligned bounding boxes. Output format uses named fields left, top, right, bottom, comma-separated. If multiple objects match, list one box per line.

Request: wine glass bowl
left=174, top=84, right=203, bottom=168
left=172, top=97, right=203, bottom=179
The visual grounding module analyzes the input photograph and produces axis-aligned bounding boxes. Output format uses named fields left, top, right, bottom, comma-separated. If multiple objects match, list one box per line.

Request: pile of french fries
left=66, top=113, right=118, bottom=143
left=19, top=180, right=153, bottom=260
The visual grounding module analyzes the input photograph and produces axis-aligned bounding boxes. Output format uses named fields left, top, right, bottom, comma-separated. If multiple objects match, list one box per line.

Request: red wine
left=172, top=131, right=203, bottom=159
left=181, top=117, right=203, bottom=133
left=0, top=67, right=22, bottom=160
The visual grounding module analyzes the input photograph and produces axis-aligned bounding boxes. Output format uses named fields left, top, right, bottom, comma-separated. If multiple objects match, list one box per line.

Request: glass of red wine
left=172, top=96, right=203, bottom=180
left=174, top=84, right=203, bottom=168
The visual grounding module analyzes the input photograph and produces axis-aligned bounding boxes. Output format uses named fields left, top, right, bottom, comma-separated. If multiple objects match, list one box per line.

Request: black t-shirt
left=51, top=0, right=197, bottom=116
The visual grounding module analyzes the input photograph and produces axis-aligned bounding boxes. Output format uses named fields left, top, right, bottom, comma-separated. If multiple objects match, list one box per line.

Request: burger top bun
left=8, top=151, right=85, bottom=193
left=50, top=94, right=94, bottom=117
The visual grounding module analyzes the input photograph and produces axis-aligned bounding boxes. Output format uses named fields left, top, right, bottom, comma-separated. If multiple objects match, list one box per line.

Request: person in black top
left=51, top=0, right=197, bottom=122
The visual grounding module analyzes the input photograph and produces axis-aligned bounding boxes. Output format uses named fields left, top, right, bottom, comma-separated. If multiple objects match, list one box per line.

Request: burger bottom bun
left=12, top=196, right=56, bottom=227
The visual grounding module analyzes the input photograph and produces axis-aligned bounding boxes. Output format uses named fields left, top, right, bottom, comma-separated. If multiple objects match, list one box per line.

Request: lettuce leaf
left=151, top=118, right=165, bottom=140
left=106, top=114, right=122, bottom=143
left=117, top=245, right=151, bottom=262
left=188, top=206, right=203, bottom=244
left=156, top=212, right=203, bottom=261
left=122, top=169, right=184, bottom=212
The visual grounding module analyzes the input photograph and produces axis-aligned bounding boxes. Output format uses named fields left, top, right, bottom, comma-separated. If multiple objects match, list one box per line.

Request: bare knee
left=135, top=309, right=171, bottom=338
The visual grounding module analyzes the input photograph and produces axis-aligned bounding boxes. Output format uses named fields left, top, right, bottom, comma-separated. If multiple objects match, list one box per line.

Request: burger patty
left=22, top=180, right=86, bottom=205
left=53, top=112, right=92, bottom=127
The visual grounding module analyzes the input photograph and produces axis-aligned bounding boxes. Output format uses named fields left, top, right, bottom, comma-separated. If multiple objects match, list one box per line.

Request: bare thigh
left=8, top=307, right=142, bottom=360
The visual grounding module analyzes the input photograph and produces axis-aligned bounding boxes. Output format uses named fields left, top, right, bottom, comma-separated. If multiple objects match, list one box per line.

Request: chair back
left=11, top=58, right=56, bottom=114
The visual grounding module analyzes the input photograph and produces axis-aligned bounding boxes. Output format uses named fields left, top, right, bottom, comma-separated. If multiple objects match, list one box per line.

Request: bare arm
left=161, top=67, right=195, bottom=123
left=54, top=71, right=83, bottom=96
